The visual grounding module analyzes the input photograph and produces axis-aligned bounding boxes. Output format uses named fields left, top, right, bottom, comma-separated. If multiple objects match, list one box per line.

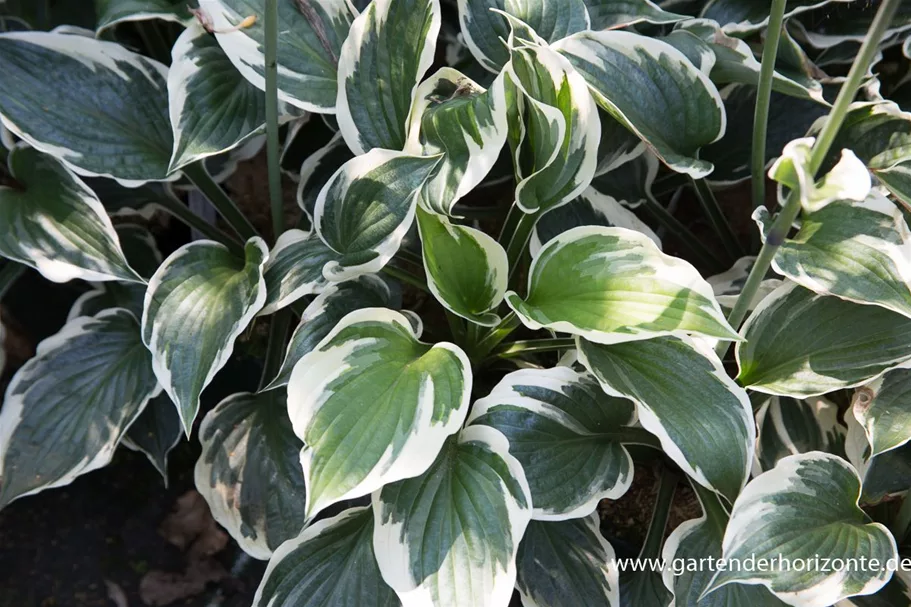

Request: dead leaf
left=139, top=559, right=227, bottom=606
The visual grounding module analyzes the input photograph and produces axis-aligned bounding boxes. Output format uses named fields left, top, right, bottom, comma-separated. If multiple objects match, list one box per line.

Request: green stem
left=473, top=312, right=521, bottom=360
left=690, top=177, right=742, bottom=261
left=501, top=207, right=540, bottom=284
left=264, top=0, right=284, bottom=243
left=183, top=162, right=259, bottom=242
left=752, top=0, right=788, bottom=217
left=137, top=22, right=172, bottom=64
left=156, top=190, right=243, bottom=255
left=445, top=311, right=466, bottom=344
left=716, top=0, right=902, bottom=359
left=396, top=248, right=424, bottom=270
left=0, top=261, right=26, bottom=301
left=641, top=194, right=722, bottom=271
left=259, top=310, right=290, bottom=391
left=651, top=172, right=689, bottom=199
left=490, top=337, right=575, bottom=360
left=641, top=467, right=679, bottom=559
left=381, top=264, right=429, bottom=293
left=691, top=480, right=730, bottom=536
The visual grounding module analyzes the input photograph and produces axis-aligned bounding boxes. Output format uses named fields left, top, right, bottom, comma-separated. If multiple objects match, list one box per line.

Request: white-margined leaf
left=0, top=309, right=160, bottom=508
left=468, top=367, right=637, bottom=520
left=879, top=162, right=911, bottom=210
left=263, top=274, right=399, bottom=390
left=417, top=207, right=507, bottom=326
left=200, top=0, right=355, bottom=112
left=457, top=0, right=590, bottom=72
left=594, top=109, right=647, bottom=177
left=142, top=238, right=268, bottom=434
left=736, top=282, right=911, bottom=397
left=259, top=229, right=337, bottom=316
left=700, top=0, right=852, bottom=35
left=196, top=389, right=307, bottom=559
left=168, top=22, right=271, bottom=172
left=578, top=335, right=754, bottom=502
left=0, top=145, right=143, bottom=284
left=768, top=137, right=871, bottom=214
left=287, top=308, right=471, bottom=519
left=405, top=68, right=508, bottom=216
left=754, top=395, right=846, bottom=475
left=517, top=514, right=620, bottom=607
left=757, top=194, right=911, bottom=319
left=296, top=132, right=353, bottom=221
left=836, top=572, right=911, bottom=607
left=854, top=368, right=911, bottom=458
left=662, top=484, right=788, bottom=607
left=66, top=223, right=161, bottom=326
left=253, top=506, right=398, bottom=607
left=554, top=30, right=725, bottom=178
left=373, top=426, right=531, bottom=607
left=822, top=102, right=911, bottom=173
left=787, top=3, right=911, bottom=48
left=531, top=187, right=661, bottom=256
left=0, top=31, right=173, bottom=185
left=121, top=391, right=182, bottom=483
left=671, top=19, right=827, bottom=104
left=314, top=149, right=441, bottom=281
left=506, top=35, right=600, bottom=215
left=708, top=453, right=896, bottom=607
left=507, top=226, right=740, bottom=345
left=583, top=0, right=686, bottom=30
left=95, top=0, right=192, bottom=35
left=336, top=0, right=440, bottom=154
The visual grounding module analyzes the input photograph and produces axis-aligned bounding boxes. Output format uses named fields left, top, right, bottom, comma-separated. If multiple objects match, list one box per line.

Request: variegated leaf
left=854, top=368, right=911, bottom=458
left=507, top=226, right=740, bottom=345
left=583, top=0, right=686, bottom=30
left=287, top=308, right=471, bottom=519
left=142, top=238, right=268, bottom=434
left=700, top=0, right=852, bottom=35
left=259, top=229, right=336, bottom=316
left=373, top=426, right=531, bottom=607
left=168, top=22, right=270, bottom=173
left=296, top=132, right=353, bottom=221
left=517, top=515, right=621, bottom=607
left=662, top=485, right=789, bottom=607
left=196, top=389, right=307, bottom=559
left=417, top=208, right=507, bottom=326
left=200, top=0, right=355, bottom=112
left=737, top=282, right=911, bottom=397
left=671, top=19, right=827, bottom=103
left=590, top=151, right=657, bottom=209
left=314, top=149, right=440, bottom=281
left=555, top=30, right=725, bottom=178
left=95, top=0, right=192, bottom=34
left=336, top=0, right=440, bottom=154
left=506, top=35, right=600, bottom=215
left=708, top=453, right=896, bottom=607
left=0, top=145, right=142, bottom=284
left=821, top=102, right=911, bottom=173
left=0, top=309, right=160, bottom=508
left=457, top=0, right=589, bottom=72
left=253, top=506, right=398, bottom=607
left=263, top=274, right=399, bottom=390
left=531, top=187, right=661, bottom=256
left=578, top=335, right=754, bottom=502
left=836, top=572, right=911, bottom=607
left=468, top=367, right=637, bottom=520
left=757, top=194, right=911, bottom=319
left=0, top=31, right=173, bottom=185
left=754, top=395, right=846, bottom=474
left=405, top=68, right=508, bottom=216
left=768, top=137, right=871, bottom=214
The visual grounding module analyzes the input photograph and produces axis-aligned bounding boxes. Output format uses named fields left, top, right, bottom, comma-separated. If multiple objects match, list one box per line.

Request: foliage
left=1, top=0, right=911, bottom=605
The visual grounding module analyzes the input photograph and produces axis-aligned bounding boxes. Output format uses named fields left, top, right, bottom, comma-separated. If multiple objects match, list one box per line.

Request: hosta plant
left=3, top=0, right=911, bottom=606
